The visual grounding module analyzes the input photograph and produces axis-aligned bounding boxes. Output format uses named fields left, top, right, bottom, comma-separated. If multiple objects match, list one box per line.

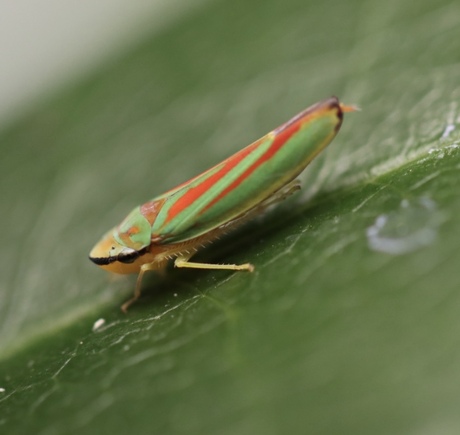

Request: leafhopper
left=90, top=97, right=357, bottom=310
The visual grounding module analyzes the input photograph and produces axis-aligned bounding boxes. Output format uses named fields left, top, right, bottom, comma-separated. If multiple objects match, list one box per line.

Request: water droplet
left=441, top=124, right=455, bottom=139
left=92, top=318, right=106, bottom=332
left=366, top=197, right=444, bottom=255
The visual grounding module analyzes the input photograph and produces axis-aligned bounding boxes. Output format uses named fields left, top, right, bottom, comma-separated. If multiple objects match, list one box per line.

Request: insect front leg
left=121, top=262, right=163, bottom=312
left=174, top=253, right=254, bottom=272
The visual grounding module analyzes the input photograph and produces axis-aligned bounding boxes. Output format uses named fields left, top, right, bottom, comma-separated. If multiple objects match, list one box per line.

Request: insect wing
left=149, top=97, right=346, bottom=244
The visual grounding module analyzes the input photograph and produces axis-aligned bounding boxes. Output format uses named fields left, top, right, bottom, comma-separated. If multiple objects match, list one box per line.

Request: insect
left=89, top=96, right=357, bottom=311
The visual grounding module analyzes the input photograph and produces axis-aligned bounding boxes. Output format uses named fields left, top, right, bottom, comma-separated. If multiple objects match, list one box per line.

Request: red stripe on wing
left=201, top=103, right=340, bottom=213
left=200, top=120, right=303, bottom=213
left=164, top=138, right=264, bottom=224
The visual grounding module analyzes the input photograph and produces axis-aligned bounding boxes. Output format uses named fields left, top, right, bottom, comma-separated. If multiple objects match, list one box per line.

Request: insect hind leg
left=174, top=254, right=254, bottom=272
left=259, top=178, right=301, bottom=210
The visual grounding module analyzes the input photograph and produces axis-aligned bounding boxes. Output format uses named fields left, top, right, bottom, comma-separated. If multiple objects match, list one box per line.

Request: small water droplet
left=92, top=318, right=106, bottom=332
left=366, top=197, right=444, bottom=255
left=441, top=124, right=455, bottom=139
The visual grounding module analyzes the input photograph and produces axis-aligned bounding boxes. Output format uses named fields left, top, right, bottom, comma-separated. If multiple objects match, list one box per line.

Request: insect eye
left=117, top=248, right=140, bottom=264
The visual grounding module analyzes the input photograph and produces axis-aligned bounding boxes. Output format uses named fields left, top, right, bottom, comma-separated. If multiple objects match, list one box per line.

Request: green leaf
left=1, top=0, right=460, bottom=433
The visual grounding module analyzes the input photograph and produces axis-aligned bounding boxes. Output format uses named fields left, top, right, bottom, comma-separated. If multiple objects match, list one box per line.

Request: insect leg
left=259, top=178, right=301, bottom=209
left=121, top=262, right=162, bottom=312
left=174, top=254, right=254, bottom=272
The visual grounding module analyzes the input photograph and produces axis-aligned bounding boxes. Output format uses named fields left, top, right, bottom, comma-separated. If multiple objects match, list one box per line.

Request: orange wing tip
left=340, top=103, right=361, bottom=113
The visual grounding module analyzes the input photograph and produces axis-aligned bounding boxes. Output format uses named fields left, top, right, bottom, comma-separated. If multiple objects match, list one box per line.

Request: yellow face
left=89, top=228, right=148, bottom=274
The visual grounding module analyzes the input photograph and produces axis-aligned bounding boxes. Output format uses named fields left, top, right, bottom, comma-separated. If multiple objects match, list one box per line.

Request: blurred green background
left=1, top=0, right=460, bottom=433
